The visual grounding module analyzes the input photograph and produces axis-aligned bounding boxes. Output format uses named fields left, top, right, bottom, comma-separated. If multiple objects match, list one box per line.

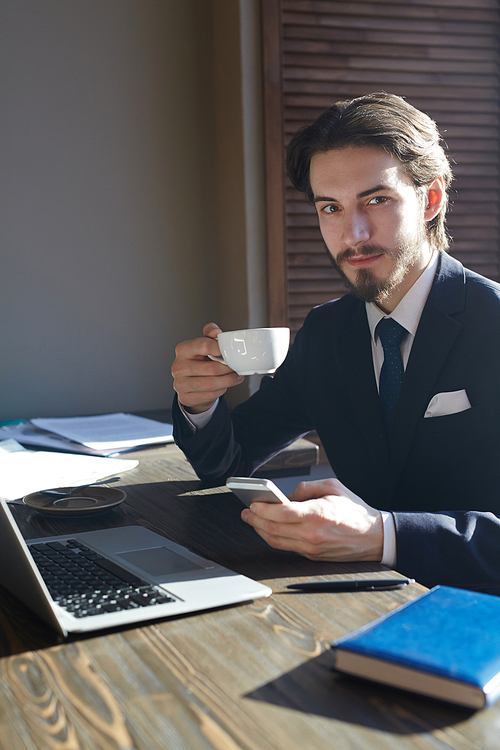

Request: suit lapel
left=389, top=253, right=465, bottom=492
left=339, top=301, right=391, bottom=479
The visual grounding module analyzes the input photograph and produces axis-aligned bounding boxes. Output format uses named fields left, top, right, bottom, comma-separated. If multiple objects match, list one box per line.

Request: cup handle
left=207, top=354, right=230, bottom=367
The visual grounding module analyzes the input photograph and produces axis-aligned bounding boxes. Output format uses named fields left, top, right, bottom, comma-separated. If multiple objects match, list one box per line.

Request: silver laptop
left=0, top=500, right=271, bottom=637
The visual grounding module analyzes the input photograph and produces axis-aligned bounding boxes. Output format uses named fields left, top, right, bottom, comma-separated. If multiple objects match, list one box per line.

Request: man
left=171, top=93, right=500, bottom=593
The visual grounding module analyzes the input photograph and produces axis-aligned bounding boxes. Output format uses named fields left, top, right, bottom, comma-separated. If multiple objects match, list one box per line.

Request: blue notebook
left=331, top=586, right=500, bottom=709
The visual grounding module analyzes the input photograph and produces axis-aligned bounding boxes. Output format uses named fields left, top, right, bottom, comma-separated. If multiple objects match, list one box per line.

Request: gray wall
left=1, top=0, right=265, bottom=421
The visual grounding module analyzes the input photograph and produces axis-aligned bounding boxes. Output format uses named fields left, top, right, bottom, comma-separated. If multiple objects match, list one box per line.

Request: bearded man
left=171, top=93, right=500, bottom=594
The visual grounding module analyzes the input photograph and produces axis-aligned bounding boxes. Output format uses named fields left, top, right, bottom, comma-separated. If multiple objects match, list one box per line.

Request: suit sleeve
left=393, top=510, right=500, bottom=594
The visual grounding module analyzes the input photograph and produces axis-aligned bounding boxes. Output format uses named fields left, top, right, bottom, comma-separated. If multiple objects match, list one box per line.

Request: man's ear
left=423, top=176, right=445, bottom=222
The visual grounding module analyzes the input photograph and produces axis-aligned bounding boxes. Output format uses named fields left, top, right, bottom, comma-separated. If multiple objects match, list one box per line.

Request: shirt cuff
left=178, top=399, right=219, bottom=432
left=381, top=511, right=397, bottom=568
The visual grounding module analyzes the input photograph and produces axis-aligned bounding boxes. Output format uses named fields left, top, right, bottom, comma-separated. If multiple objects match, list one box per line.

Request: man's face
left=309, top=146, right=433, bottom=311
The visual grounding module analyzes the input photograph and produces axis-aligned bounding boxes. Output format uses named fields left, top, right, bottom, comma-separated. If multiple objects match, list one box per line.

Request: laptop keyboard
left=28, top=538, right=176, bottom=618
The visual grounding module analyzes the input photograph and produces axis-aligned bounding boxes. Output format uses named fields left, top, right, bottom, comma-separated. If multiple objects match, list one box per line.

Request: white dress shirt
left=368, top=252, right=439, bottom=567
left=366, top=253, right=439, bottom=388
left=180, top=253, right=440, bottom=569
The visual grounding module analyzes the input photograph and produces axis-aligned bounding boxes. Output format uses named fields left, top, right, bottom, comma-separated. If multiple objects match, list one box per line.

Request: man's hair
left=286, top=92, right=453, bottom=251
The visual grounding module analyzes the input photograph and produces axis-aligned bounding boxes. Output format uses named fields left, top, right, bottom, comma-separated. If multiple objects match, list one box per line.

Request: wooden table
left=0, top=443, right=497, bottom=749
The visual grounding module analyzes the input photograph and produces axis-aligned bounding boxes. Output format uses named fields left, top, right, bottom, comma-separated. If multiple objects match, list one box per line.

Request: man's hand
left=171, top=323, right=244, bottom=414
left=241, top=478, right=383, bottom=562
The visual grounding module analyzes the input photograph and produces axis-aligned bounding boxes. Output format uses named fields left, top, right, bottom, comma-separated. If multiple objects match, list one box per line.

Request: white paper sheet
left=31, top=412, right=173, bottom=451
left=0, top=440, right=138, bottom=501
left=0, top=422, right=120, bottom=456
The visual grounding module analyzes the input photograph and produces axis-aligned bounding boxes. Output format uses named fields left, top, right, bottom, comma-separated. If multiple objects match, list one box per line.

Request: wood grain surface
left=0, top=443, right=497, bottom=749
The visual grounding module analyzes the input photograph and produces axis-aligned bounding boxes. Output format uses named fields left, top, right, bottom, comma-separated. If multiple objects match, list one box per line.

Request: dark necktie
left=376, top=318, right=408, bottom=432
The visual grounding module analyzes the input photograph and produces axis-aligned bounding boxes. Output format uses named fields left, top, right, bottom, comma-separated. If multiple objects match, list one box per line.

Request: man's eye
left=322, top=204, right=339, bottom=214
left=369, top=196, right=388, bottom=205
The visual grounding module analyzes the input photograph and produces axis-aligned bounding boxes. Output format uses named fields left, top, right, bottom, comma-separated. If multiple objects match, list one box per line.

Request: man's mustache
left=336, top=245, right=393, bottom=265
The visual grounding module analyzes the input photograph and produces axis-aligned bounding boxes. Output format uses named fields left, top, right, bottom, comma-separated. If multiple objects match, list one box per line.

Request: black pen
left=287, top=577, right=415, bottom=592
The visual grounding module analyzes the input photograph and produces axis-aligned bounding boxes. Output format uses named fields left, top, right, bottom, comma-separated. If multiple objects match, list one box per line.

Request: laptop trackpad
left=117, top=547, right=204, bottom=576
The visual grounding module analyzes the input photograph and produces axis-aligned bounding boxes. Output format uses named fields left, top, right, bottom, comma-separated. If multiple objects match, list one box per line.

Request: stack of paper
left=0, top=413, right=174, bottom=457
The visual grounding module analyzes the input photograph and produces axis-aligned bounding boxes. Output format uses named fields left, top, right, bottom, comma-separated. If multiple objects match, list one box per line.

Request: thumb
left=288, top=478, right=347, bottom=502
left=288, top=480, right=318, bottom=502
left=203, top=322, right=222, bottom=339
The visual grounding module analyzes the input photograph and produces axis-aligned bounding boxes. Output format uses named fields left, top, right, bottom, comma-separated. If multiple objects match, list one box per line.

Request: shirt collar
left=366, top=251, right=439, bottom=342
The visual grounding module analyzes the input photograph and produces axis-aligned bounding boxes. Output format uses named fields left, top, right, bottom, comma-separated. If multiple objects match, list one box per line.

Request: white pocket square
left=424, top=389, right=471, bottom=419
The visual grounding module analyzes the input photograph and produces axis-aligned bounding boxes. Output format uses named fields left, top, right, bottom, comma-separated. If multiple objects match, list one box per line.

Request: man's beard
left=328, top=228, right=426, bottom=305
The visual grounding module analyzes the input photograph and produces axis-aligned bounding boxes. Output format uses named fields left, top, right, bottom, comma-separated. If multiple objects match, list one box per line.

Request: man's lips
left=345, top=253, right=384, bottom=268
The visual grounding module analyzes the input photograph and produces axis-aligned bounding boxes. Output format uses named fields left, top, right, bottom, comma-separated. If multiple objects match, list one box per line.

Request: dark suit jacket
left=173, top=253, right=500, bottom=591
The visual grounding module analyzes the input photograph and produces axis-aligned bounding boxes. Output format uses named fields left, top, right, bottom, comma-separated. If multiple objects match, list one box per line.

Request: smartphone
left=226, top=476, right=289, bottom=507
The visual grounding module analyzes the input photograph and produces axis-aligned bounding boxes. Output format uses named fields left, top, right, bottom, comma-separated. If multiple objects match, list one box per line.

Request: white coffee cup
left=208, top=327, right=290, bottom=376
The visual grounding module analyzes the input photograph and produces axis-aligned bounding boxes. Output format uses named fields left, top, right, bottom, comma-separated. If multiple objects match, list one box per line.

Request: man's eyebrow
left=313, top=195, right=337, bottom=204
left=313, top=184, right=391, bottom=203
left=357, top=184, right=390, bottom=199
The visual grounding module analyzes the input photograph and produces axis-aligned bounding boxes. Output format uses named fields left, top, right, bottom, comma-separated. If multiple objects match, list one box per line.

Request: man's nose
left=342, top=210, right=370, bottom=248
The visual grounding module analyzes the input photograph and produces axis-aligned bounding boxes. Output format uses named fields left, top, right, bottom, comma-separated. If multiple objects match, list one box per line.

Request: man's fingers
left=173, top=335, right=222, bottom=364
left=173, top=357, right=234, bottom=379
left=174, top=371, right=243, bottom=407
left=241, top=493, right=383, bottom=562
left=177, top=371, right=243, bottom=397
left=203, top=322, right=222, bottom=339
left=241, top=509, right=330, bottom=556
left=171, top=323, right=244, bottom=412
left=241, top=502, right=305, bottom=538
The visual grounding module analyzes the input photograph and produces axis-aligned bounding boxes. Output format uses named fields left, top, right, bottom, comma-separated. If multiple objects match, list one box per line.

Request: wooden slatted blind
left=262, top=0, right=500, bottom=334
